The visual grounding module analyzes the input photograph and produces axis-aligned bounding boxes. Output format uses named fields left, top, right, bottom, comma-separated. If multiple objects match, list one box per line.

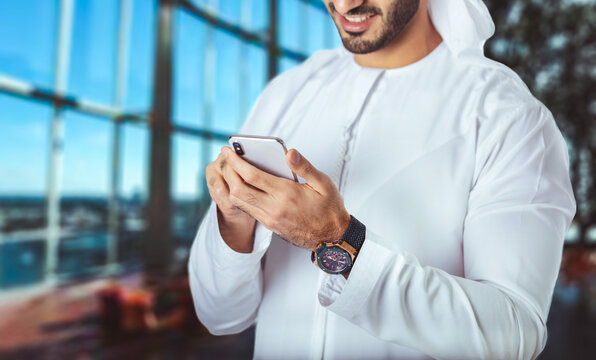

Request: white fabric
left=428, top=0, right=495, bottom=57
left=188, top=2, right=576, bottom=359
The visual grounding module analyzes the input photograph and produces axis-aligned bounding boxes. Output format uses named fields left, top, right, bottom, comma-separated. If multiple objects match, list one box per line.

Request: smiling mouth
left=338, top=13, right=378, bottom=34
left=344, top=14, right=375, bottom=23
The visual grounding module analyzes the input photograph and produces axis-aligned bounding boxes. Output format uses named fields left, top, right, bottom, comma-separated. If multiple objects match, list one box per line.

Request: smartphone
left=228, top=135, right=298, bottom=182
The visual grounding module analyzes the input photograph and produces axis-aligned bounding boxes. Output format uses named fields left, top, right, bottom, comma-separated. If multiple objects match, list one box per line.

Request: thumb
left=286, top=149, right=328, bottom=191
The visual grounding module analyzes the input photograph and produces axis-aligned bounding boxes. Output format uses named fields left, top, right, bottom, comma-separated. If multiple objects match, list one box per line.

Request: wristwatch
left=311, top=215, right=366, bottom=275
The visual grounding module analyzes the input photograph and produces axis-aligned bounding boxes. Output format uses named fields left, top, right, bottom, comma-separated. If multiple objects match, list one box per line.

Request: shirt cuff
left=317, top=230, right=394, bottom=317
left=208, top=203, right=273, bottom=270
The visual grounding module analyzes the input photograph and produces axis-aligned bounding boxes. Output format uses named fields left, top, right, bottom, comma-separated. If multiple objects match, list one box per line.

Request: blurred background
left=0, top=0, right=593, bottom=359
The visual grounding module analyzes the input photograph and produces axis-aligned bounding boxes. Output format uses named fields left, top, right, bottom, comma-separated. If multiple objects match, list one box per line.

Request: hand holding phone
left=228, top=135, right=297, bottom=181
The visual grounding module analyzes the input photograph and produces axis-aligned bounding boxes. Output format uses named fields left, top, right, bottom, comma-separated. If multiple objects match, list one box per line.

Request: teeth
left=344, top=15, right=372, bottom=23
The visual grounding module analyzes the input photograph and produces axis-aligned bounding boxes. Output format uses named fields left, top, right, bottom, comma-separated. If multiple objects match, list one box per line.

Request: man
left=188, top=0, right=576, bottom=359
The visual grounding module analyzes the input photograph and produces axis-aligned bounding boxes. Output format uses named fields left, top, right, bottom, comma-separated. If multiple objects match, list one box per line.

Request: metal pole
left=146, top=0, right=174, bottom=272
left=107, top=0, right=133, bottom=274
left=45, top=0, right=74, bottom=284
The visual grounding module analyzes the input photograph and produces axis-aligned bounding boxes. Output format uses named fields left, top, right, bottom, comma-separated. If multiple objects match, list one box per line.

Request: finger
left=221, top=158, right=270, bottom=213
left=285, top=149, right=330, bottom=193
left=221, top=165, right=271, bottom=225
left=206, top=172, right=230, bottom=203
left=222, top=147, right=285, bottom=192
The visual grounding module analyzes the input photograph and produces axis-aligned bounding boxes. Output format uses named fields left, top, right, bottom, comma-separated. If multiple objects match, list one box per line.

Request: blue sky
left=0, top=0, right=341, bottom=199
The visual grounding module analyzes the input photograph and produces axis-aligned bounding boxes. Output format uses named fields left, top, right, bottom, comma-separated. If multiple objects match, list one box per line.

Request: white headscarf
left=428, top=0, right=495, bottom=57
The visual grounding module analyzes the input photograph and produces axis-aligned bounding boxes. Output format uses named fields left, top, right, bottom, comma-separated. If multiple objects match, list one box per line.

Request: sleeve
left=187, top=72, right=280, bottom=334
left=188, top=202, right=272, bottom=335
left=317, top=104, right=576, bottom=359
left=187, top=49, right=341, bottom=335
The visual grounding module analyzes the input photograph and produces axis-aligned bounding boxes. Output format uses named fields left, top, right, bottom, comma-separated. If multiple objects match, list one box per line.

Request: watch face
left=317, top=247, right=352, bottom=274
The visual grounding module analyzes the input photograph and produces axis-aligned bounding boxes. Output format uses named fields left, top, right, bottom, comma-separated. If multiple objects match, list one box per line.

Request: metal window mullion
left=0, top=75, right=150, bottom=122
left=239, top=0, right=251, bottom=124
left=45, top=0, right=74, bottom=284
left=146, top=0, right=174, bottom=271
left=299, top=1, right=308, bottom=52
left=177, top=0, right=307, bottom=65
left=267, top=0, right=278, bottom=80
left=107, top=0, right=133, bottom=274
left=198, top=13, right=217, bottom=205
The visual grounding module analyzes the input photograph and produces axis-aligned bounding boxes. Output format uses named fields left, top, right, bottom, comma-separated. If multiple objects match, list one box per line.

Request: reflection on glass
left=0, top=0, right=58, bottom=88
left=61, top=112, right=111, bottom=197
left=0, top=95, right=51, bottom=289
left=58, top=232, right=107, bottom=275
left=125, top=0, right=157, bottom=111
left=278, top=0, right=304, bottom=52
left=59, top=111, right=111, bottom=277
left=172, top=133, right=203, bottom=202
left=68, top=0, right=119, bottom=104
left=248, top=0, right=269, bottom=32
left=209, top=139, right=229, bottom=163
left=213, top=29, right=242, bottom=134
left=172, top=134, right=210, bottom=241
left=117, top=123, right=149, bottom=267
left=0, top=95, right=51, bottom=197
left=190, top=0, right=209, bottom=10
left=0, top=241, right=46, bottom=288
left=325, top=16, right=343, bottom=49
left=278, top=56, right=301, bottom=74
left=218, top=0, right=242, bottom=25
left=121, top=123, right=149, bottom=200
left=245, top=43, right=267, bottom=120
left=306, top=4, right=328, bottom=54
left=174, top=10, right=207, bottom=127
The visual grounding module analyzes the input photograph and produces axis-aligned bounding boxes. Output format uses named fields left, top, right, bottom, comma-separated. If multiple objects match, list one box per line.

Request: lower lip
left=338, top=14, right=377, bottom=33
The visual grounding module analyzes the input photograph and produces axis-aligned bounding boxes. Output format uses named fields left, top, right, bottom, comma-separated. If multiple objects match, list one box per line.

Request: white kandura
left=188, top=1, right=575, bottom=359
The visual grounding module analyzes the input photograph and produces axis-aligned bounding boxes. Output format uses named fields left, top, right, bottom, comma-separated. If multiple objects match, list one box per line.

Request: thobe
left=188, top=1, right=576, bottom=359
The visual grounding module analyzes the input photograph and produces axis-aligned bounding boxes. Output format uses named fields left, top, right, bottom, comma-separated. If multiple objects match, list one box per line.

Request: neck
left=353, top=2, right=442, bottom=69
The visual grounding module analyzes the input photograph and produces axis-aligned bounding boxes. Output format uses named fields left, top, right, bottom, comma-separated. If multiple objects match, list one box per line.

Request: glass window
left=279, top=56, right=302, bottom=74
left=174, top=10, right=207, bottom=127
left=172, top=133, right=203, bottom=202
left=243, top=43, right=267, bottom=122
left=61, top=112, right=111, bottom=197
left=118, top=122, right=149, bottom=267
left=248, top=0, right=269, bottom=32
left=209, top=138, right=229, bottom=163
left=121, top=123, right=149, bottom=200
left=190, top=0, right=210, bottom=10
left=279, top=1, right=336, bottom=55
left=172, top=133, right=210, bottom=240
left=68, top=0, right=119, bottom=104
left=325, top=15, right=343, bottom=49
left=0, top=0, right=59, bottom=88
left=213, top=29, right=243, bottom=134
left=59, top=111, right=112, bottom=277
left=124, top=0, right=157, bottom=111
left=57, top=232, right=107, bottom=276
left=0, top=241, right=46, bottom=288
left=0, top=95, right=51, bottom=289
left=0, top=95, right=51, bottom=197
left=203, top=0, right=268, bottom=32
left=278, top=0, right=304, bottom=53
left=218, top=0, right=243, bottom=25
left=305, top=4, right=328, bottom=54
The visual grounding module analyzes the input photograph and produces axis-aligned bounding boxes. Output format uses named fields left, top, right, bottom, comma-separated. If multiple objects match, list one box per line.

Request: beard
left=329, top=0, right=420, bottom=54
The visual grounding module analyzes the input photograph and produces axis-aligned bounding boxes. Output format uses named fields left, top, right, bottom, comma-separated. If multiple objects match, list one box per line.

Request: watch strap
left=341, top=215, right=366, bottom=254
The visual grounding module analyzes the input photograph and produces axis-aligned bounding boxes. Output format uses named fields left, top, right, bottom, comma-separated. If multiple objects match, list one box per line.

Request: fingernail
left=290, top=150, right=301, bottom=165
left=222, top=148, right=229, bottom=158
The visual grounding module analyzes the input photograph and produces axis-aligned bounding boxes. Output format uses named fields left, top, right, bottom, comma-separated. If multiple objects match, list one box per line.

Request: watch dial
left=320, top=249, right=349, bottom=273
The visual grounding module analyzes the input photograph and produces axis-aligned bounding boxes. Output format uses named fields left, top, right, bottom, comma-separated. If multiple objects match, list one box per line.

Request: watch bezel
left=315, top=245, right=353, bottom=275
